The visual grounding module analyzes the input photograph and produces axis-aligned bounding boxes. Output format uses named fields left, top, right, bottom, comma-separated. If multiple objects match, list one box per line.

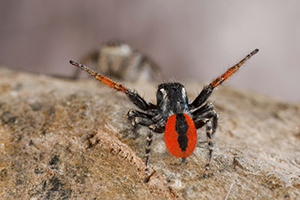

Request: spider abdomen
left=164, top=113, right=197, bottom=158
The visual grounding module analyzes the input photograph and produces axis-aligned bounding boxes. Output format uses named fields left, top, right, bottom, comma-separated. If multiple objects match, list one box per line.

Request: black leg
left=126, top=90, right=152, bottom=111
left=211, top=111, right=219, bottom=135
left=193, top=110, right=218, bottom=128
left=192, top=102, right=218, bottom=129
left=203, top=119, right=213, bottom=178
left=144, top=128, right=153, bottom=183
left=189, top=85, right=214, bottom=109
left=126, top=110, right=154, bottom=127
left=192, top=102, right=215, bottom=118
left=148, top=117, right=166, bottom=133
left=191, top=102, right=218, bottom=178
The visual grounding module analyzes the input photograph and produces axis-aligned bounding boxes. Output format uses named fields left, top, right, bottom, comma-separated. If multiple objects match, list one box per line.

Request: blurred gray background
left=1, top=1, right=299, bottom=102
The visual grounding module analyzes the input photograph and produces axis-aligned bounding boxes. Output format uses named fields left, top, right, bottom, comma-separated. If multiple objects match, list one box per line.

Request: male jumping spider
left=70, top=49, right=259, bottom=183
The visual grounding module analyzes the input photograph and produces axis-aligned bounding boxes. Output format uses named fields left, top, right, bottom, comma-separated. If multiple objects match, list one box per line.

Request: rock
left=0, top=67, right=299, bottom=199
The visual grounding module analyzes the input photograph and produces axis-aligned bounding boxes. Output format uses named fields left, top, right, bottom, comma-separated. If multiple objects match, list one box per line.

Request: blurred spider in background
left=73, top=41, right=162, bottom=82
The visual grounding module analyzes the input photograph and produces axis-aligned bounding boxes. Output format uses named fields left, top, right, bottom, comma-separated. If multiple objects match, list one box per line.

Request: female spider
left=70, top=49, right=259, bottom=183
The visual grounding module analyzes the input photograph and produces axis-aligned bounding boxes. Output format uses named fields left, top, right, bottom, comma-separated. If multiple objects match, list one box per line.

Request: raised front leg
left=189, top=49, right=259, bottom=109
left=189, top=85, right=214, bottom=109
left=70, top=60, right=153, bottom=112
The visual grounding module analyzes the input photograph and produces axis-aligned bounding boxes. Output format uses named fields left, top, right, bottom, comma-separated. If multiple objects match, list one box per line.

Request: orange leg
left=69, top=60, right=129, bottom=93
left=210, top=49, right=259, bottom=88
left=70, top=60, right=151, bottom=111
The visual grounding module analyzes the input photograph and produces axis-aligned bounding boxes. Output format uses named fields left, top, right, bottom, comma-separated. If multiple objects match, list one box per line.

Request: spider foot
left=144, top=177, right=150, bottom=183
left=144, top=169, right=155, bottom=183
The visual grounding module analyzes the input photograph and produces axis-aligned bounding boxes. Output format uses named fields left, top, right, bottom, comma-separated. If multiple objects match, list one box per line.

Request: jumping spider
left=73, top=41, right=162, bottom=82
left=70, top=48, right=259, bottom=183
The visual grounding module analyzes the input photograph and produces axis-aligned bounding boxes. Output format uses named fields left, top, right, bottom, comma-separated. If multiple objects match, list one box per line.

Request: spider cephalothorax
left=70, top=48, right=259, bottom=183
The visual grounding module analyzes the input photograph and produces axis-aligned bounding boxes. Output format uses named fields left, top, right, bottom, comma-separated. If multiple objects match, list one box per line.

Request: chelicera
left=70, top=48, right=259, bottom=183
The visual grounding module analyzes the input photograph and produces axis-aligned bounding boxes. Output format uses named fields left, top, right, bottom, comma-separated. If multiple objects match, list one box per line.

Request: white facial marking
left=181, top=87, right=186, bottom=99
left=160, top=88, right=168, bottom=99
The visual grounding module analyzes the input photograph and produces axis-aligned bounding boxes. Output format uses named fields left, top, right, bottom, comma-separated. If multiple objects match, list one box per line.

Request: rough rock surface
left=0, top=67, right=299, bottom=199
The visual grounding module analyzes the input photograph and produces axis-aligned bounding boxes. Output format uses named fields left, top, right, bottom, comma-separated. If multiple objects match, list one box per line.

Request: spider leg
left=212, top=111, right=219, bottom=135
left=190, top=49, right=259, bottom=109
left=149, top=117, right=166, bottom=133
left=71, top=50, right=100, bottom=80
left=189, top=85, right=214, bottom=110
left=194, top=110, right=219, bottom=132
left=192, top=102, right=214, bottom=119
left=144, top=128, right=153, bottom=183
left=210, top=49, right=259, bottom=88
left=192, top=102, right=218, bottom=130
left=128, top=109, right=165, bottom=132
left=126, top=109, right=166, bottom=183
left=70, top=60, right=152, bottom=111
left=126, top=110, right=154, bottom=127
left=203, top=119, right=213, bottom=178
left=191, top=103, right=219, bottom=178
